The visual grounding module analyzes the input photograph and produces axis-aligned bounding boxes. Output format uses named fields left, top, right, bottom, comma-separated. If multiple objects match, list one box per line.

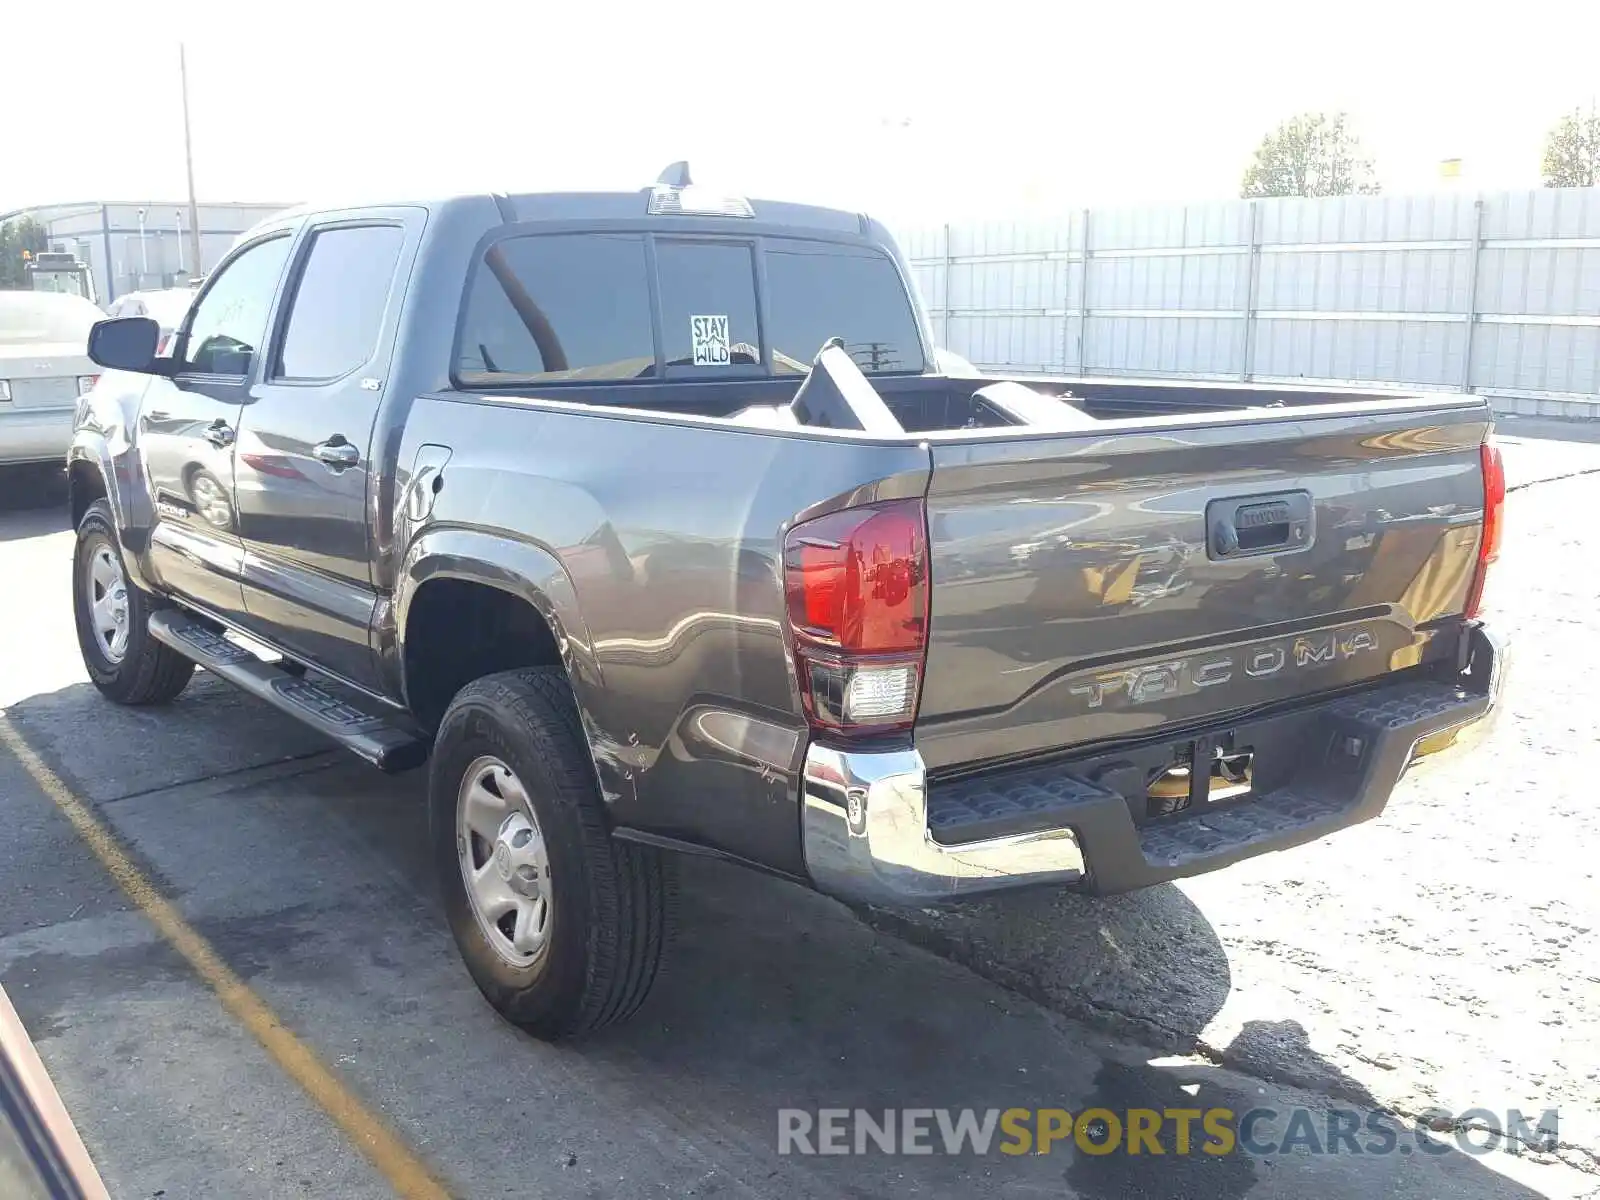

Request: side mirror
left=86, top=317, right=174, bottom=377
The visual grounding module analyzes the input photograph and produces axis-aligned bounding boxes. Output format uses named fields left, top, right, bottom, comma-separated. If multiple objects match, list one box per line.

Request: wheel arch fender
left=67, top=437, right=157, bottom=593
left=393, top=527, right=629, bottom=802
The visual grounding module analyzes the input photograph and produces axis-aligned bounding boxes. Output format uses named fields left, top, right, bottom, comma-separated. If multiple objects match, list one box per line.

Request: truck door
left=231, top=215, right=413, bottom=690
left=140, top=233, right=293, bottom=621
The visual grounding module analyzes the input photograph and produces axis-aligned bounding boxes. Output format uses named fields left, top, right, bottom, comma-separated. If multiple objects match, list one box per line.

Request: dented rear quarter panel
left=390, top=393, right=930, bottom=875
left=386, top=387, right=1490, bottom=873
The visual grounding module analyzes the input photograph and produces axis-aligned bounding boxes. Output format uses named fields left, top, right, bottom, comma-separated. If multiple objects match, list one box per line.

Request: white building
left=0, top=200, right=292, bottom=304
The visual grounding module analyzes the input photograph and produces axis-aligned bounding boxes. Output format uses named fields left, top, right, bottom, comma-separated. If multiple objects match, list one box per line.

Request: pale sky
left=4, top=0, right=1597, bottom=227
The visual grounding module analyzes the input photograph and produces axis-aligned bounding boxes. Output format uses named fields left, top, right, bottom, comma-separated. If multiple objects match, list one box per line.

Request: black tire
left=73, top=498, right=195, bottom=705
left=429, top=668, right=671, bottom=1039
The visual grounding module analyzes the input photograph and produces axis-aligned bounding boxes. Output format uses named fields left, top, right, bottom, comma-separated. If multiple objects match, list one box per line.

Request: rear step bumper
left=803, top=624, right=1504, bottom=906
left=147, top=609, right=430, bottom=773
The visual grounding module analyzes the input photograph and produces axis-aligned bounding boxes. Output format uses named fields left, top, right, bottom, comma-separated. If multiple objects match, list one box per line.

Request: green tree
left=1241, top=112, right=1380, bottom=199
left=0, top=217, right=49, bottom=289
left=1541, top=106, right=1600, bottom=188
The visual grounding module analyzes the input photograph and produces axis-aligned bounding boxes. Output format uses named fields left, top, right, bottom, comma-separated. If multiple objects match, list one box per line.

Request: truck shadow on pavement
left=0, top=679, right=1553, bottom=1198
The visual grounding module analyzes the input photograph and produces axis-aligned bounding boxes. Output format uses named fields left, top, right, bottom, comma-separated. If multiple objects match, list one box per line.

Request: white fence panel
left=899, top=186, right=1600, bottom=414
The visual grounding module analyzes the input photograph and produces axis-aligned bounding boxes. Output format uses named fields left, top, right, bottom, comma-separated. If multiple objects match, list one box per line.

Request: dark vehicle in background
left=68, top=167, right=1506, bottom=1039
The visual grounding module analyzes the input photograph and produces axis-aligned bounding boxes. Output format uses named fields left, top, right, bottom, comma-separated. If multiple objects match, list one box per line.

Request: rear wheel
left=73, top=499, right=195, bottom=705
left=429, top=668, right=671, bottom=1039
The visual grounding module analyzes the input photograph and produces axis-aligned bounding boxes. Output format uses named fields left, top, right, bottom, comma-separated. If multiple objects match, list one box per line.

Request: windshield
left=0, top=291, right=101, bottom=347
left=29, top=270, right=90, bottom=300
left=455, top=233, right=925, bottom=384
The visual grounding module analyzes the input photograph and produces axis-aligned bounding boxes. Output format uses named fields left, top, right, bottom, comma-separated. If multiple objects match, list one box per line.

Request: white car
left=0, top=291, right=104, bottom=469
left=103, top=288, right=198, bottom=355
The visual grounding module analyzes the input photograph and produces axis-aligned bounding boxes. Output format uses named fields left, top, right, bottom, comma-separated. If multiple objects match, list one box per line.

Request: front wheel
left=73, top=499, right=195, bottom=705
left=429, top=668, right=672, bottom=1039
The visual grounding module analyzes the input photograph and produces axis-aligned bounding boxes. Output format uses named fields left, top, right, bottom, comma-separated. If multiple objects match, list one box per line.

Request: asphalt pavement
left=0, top=423, right=1596, bottom=1199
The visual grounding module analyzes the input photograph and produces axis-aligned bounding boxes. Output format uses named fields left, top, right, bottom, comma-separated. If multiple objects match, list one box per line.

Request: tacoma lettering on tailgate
left=1069, top=624, right=1384, bottom=710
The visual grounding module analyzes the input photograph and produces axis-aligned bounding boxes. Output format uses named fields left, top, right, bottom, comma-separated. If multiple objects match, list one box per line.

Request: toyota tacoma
left=68, top=166, right=1506, bottom=1038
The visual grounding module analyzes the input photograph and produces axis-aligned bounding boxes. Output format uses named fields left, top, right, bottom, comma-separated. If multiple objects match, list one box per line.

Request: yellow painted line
left=0, top=715, right=453, bottom=1200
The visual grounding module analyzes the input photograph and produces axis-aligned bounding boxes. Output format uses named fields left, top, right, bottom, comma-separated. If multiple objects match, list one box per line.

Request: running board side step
left=147, top=609, right=430, bottom=773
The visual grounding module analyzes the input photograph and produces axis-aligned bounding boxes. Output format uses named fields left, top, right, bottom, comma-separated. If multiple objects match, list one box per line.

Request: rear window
left=455, top=233, right=923, bottom=384
left=457, top=234, right=655, bottom=383
left=655, top=240, right=762, bottom=375
left=764, top=241, right=924, bottom=375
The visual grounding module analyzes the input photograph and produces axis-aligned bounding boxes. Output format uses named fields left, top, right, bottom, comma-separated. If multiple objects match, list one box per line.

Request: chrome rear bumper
left=804, top=625, right=1504, bottom=907
left=1402, top=624, right=1507, bottom=772
left=802, top=745, right=1086, bottom=907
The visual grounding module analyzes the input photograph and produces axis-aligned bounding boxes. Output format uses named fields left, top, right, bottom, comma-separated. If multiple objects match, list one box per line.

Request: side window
left=274, top=225, right=405, bottom=381
left=654, top=240, right=761, bottom=374
left=455, top=234, right=653, bottom=382
left=182, top=236, right=292, bottom=376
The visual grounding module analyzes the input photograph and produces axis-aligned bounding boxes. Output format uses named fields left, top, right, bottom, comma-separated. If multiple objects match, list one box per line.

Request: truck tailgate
left=916, top=401, right=1490, bottom=772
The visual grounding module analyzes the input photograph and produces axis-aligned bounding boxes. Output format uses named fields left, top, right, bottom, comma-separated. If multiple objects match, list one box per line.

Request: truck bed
left=414, top=371, right=1489, bottom=866
left=463, top=369, right=1459, bottom=433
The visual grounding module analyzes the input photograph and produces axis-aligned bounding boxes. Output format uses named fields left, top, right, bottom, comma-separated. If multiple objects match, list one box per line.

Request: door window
left=181, top=236, right=292, bottom=376
left=274, top=225, right=405, bottom=381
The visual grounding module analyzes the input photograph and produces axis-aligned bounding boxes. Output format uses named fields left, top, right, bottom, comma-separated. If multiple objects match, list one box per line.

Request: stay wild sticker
left=691, top=315, right=731, bottom=366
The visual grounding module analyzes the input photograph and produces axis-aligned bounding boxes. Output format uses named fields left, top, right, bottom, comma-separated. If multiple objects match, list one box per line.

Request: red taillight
left=1464, top=439, right=1504, bottom=620
left=784, top=499, right=929, bottom=736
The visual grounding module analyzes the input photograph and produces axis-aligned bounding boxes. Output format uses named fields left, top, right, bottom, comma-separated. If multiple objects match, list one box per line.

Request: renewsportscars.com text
left=777, top=1107, right=1559, bottom=1158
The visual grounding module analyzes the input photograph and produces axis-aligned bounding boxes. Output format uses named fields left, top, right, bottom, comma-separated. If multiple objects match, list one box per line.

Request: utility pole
left=180, top=43, right=203, bottom=275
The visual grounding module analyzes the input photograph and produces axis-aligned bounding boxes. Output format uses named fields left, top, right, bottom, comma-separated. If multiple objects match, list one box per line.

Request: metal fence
left=897, top=187, right=1600, bottom=416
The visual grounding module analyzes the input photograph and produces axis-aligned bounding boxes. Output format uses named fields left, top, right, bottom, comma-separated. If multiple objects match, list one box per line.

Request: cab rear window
left=454, top=232, right=924, bottom=385
left=764, top=241, right=925, bottom=375
left=455, top=234, right=656, bottom=383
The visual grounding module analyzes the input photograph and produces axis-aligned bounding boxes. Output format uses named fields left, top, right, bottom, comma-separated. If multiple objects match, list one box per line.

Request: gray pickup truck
left=71, top=167, right=1505, bottom=1039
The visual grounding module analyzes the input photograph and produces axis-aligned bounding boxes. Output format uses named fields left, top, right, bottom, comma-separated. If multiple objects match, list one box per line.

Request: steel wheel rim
left=84, top=543, right=130, bottom=664
left=456, top=755, right=552, bottom=968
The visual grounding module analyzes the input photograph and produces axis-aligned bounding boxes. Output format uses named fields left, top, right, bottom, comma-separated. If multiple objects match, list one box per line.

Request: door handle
left=204, top=420, right=235, bottom=448
left=314, top=437, right=360, bottom=468
left=1206, top=490, right=1312, bottom=560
